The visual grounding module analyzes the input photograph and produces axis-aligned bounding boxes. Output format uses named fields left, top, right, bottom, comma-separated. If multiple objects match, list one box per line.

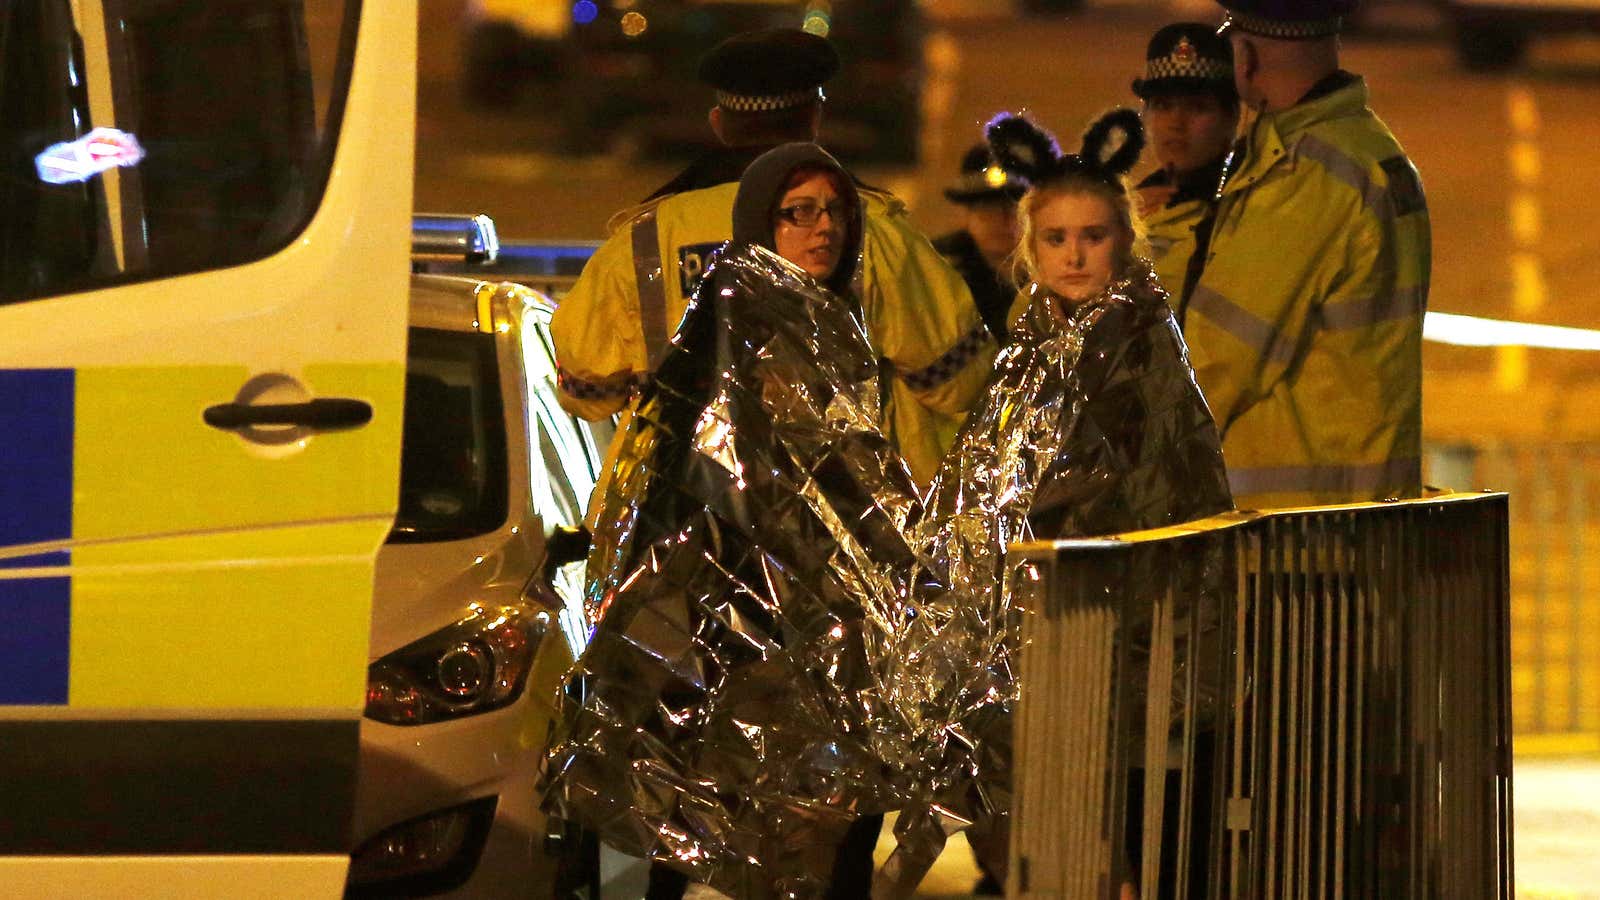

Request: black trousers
left=1125, top=732, right=1216, bottom=900
left=644, top=814, right=885, bottom=899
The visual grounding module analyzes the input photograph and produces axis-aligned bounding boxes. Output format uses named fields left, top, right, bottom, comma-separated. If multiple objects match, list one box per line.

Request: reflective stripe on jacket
left=1185, top=76, right=1430, bottom=509
left=550, top=181, right=994, bottom=486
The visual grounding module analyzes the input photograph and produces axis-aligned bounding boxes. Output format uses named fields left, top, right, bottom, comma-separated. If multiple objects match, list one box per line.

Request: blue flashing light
left=573, top=0, right=599, bottom=25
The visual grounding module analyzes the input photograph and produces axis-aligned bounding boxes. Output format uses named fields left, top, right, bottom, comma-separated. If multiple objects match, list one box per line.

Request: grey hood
left=731, top=142, right=863, bottom=295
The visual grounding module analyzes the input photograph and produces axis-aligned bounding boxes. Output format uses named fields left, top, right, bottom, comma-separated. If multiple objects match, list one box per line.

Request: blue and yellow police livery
left=0, top=2, right=413, bottom=894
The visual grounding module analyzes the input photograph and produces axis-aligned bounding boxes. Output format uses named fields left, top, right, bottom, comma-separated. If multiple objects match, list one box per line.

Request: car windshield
left=389, top=328, right=510, bottom=544
left=520, top=304, right=605, bottom=650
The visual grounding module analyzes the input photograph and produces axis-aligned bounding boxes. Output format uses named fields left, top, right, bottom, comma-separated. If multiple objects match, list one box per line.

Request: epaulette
left=604, top=197, right=668, bottom=237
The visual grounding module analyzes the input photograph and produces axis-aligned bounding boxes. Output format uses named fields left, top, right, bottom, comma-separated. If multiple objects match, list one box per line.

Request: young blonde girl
left=889, top=110, right=1234, bottom=891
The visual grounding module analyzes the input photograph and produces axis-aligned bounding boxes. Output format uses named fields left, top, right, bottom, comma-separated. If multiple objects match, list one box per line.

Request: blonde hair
left=1009, top=172, right=1148, bottom=289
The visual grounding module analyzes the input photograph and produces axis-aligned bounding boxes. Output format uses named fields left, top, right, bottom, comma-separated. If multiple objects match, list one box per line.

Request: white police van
left=1, top=0, right=411, bottom=895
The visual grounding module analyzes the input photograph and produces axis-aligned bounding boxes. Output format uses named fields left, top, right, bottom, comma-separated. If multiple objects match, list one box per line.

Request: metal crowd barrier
left=1006, top=492, right=1513, bottom=900
left=1430, top=441, right=1600, bottom=740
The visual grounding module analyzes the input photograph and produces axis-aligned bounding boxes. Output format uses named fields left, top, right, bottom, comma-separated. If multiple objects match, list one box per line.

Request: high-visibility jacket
left=1184, top=75, right=1430, bottom=509
left=552, top=180, right=995, bottom=486
left=1137, top=157, right=1225, bottom=305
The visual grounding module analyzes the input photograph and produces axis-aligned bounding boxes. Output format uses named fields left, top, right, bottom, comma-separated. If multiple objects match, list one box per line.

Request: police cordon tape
left=1423, top=310, right=1600, bottom=351
left=437, top=241, right=1600, bottom=352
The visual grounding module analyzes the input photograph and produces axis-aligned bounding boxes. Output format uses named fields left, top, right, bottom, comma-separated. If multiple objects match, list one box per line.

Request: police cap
left=943, top=143, right=1028, bottom=204
left=1216, top=0, right=1357, bottom=39
left=698, top=28, right=840, bottom=113
left=1132, top=23, right=1236, bottom=101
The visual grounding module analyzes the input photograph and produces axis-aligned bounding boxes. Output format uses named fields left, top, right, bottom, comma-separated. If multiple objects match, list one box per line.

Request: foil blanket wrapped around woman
left=542, top=148, right=941, bottom=896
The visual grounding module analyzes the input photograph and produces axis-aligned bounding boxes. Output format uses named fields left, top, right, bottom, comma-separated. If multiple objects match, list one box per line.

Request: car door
left=0, top=1, right=413, bottom=895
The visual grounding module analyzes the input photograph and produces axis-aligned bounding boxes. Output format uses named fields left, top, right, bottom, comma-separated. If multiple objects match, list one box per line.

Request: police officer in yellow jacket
left=552, top=29, right=994, bottom=487
left=1131, top=23, right=1239, bottom=304
left=1183, top=0, right=1430, bottom=508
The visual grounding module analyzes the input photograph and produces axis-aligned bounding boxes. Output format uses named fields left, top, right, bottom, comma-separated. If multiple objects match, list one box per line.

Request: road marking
left=1510, top=195, right=1543, bottom=249
left=905, top=28, right=964, bottom=213
left=1511, top=252, right=1548, bottom=316
left=1498, top=83, right=1545, bottom=393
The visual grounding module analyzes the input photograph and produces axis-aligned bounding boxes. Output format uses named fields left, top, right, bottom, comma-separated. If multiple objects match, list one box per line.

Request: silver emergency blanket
left=542, top=242, right=938, bottom=898
left=543, top=251, right=1231, bottom=898
left=880, top=263, right=1234, bottom=892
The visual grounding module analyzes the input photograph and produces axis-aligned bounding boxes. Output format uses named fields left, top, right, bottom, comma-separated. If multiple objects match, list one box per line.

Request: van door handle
left=203, top=398, right=373, bottom=431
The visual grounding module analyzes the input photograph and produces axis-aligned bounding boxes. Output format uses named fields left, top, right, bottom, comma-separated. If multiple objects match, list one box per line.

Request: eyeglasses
left=775, top=200, right=850, bottom=228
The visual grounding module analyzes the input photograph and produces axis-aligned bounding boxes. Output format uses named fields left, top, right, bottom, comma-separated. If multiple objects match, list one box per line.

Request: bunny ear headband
left=985, top=107, right=1146, bottom=188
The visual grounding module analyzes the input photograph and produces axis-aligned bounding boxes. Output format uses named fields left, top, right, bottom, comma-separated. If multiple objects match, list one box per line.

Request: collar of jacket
left=641, top=146, right=774, bottom=202
left=1221, top=74, right=1369, bottom=197
left=642, top=144, right=893, bottom=204
left=1137, top=155, right=1228, bottom=207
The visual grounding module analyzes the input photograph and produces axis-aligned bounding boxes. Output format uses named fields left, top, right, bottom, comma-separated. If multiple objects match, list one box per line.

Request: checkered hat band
left=1223, top=10, right=1342, bottom=38
left=557, top=367, right=641, bottom=401
left=1145, top=56, right=1233, bottom=82
left=716, top=87, right=824, bottom=113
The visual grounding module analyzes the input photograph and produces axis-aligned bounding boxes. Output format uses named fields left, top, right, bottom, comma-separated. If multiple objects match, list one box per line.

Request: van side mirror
left=541, top=525, right=591, bottom=582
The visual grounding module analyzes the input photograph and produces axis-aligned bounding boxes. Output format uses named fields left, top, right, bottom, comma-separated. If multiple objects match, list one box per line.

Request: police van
left=2, top=0, right=407, bottom=895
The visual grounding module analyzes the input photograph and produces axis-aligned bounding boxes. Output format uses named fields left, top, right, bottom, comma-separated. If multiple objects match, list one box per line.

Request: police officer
left=1131, top=23, right=1239, bottom=306
left=934, top=144, right=1028, bottom=346
left=551, top=28, right=994, bottom=488
left=1182, top=0, right=1430, bottom=508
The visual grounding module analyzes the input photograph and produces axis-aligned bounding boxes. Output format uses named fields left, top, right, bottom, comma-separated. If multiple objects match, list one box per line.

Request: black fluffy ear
left=985, top=112, right=1059, bottom=183
left=1078, top=107, right=1145, bottom=178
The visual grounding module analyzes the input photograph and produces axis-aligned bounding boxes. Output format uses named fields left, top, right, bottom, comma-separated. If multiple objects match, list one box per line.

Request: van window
left=0, top=0, right=359, bottom=305
left=390, top=329, right=511, bottom=544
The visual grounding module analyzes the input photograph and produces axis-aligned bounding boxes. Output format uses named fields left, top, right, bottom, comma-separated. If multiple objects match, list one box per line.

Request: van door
left=0, top=1, right=413, bottom=894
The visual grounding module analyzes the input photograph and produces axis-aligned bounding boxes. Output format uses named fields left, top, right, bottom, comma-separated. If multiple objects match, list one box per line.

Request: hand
left=1136, top=183, right=1177, bottom=217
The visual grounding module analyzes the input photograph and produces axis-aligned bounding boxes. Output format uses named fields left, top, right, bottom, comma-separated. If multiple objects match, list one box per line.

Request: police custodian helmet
left=1131, top=23, right=1236, bottom=101
left=698, top=28, right=841, bottom=113
left=1216, top=0, right=1358, bottom=39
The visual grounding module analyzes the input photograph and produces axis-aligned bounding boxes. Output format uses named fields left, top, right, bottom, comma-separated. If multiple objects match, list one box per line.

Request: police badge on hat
left=1132, top=23, right=1235, bottom=99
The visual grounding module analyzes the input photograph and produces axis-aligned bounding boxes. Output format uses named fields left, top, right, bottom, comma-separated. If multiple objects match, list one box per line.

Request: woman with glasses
left=548, top=143, right=930, bottom=900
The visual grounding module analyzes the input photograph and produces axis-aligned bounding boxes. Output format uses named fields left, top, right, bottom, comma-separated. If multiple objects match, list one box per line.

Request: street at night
left=412, top=2, right=1600, bottom=896
left=5, top=1, right=1600, bottom=897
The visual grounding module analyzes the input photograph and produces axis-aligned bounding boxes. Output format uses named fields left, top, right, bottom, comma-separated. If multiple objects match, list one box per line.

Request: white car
left=344, top=217, right=611, bottom=898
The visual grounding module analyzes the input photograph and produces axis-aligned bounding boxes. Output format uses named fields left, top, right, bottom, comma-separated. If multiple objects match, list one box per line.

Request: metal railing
left=1430, top=442, right=1599, bottom=740
left=1006, top=493, right=1513, bottom=900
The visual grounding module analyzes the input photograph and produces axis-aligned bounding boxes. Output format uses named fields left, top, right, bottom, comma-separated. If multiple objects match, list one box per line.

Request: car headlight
left=365, top=604, right=549, bottom=725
